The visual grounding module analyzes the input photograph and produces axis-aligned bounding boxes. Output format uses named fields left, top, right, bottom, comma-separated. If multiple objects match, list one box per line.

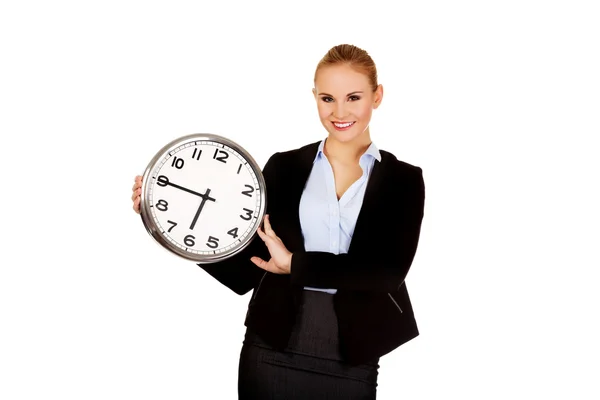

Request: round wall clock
left=139, top=133, right=267, bottom=263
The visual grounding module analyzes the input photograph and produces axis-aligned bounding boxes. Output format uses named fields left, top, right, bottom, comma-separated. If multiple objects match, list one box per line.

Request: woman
left=131, top=44, right=425, bottom=399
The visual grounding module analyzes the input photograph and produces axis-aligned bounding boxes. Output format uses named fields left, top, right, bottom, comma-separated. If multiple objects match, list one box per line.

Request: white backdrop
left=1, top=0, right=599, bottom=399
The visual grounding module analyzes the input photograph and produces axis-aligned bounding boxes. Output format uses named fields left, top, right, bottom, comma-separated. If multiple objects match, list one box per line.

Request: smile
left=332, top=121, right=355, bottom=130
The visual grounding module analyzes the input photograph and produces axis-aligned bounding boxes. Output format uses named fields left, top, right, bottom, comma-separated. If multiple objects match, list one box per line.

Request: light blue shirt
left=298, top=139, right=382, bottom=294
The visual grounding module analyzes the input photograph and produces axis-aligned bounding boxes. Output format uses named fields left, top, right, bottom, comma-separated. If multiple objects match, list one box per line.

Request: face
left=313, top=64, right=383, bottom=145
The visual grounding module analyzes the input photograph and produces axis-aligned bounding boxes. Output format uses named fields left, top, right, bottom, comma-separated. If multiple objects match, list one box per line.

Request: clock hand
left=166, top=181, right=206, bottom=197
left=189, top=188, right=216, bottom=230
left=157, top=175, right=207, bottom=197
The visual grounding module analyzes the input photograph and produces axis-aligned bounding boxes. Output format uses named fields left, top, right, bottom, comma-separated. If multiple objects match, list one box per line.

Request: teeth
left=334, top=122, right=354, bottom=128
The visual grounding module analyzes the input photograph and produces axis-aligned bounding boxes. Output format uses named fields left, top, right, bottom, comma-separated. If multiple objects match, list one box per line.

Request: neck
left=324, top=131, right=372, bottom=164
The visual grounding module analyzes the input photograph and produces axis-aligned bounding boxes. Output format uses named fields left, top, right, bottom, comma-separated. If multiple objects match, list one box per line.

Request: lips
left=332, top=121, right=355, bottom=131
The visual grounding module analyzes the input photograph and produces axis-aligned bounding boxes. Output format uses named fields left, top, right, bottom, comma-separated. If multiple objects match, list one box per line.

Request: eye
left=320, top=96, right=334, bottom=103
left=348, top=95, right=361, bottom=101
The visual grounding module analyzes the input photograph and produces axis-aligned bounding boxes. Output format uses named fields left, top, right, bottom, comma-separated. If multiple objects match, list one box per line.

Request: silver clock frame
left=139, top=133, right=267, bottom=264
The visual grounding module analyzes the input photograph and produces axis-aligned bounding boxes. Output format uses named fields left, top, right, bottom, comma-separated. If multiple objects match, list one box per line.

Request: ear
left=373, top=84, right=384, bottom=109
left=312, top=88, right=317, bottom=100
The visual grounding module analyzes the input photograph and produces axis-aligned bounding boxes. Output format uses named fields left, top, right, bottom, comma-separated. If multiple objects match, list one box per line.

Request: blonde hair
left=314, top=44, right=378, bottom=92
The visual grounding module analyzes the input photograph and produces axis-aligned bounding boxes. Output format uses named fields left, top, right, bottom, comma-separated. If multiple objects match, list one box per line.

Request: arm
left=197, top=153, right=280, bottom=295
left=290, top=167, right=425, bottom=293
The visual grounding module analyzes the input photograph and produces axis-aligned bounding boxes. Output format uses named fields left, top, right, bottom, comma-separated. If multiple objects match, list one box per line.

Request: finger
left=262, top=214, right=271, bottom=230
left=264, top=215, right=283, bottom=242
left=258, top=226, right=280, bottom=247
left=133, top=197, right=141, bottom=214
left=131, top=187, right=141, bottom=201
left=250, top=256, right=274, bottom=272
left=133, top=176, right=142, bottom=190
left=256, top=226, right=270, bottom=242
left=263, top=214, right=277, bottom=238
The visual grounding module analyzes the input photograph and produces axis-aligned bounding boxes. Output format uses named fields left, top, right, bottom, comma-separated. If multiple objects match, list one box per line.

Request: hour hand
left=189, top=188, right=216, bottom=230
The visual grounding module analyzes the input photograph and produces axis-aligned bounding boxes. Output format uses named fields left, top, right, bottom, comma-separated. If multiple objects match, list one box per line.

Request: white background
left=1, top=1, right=599, bottom=399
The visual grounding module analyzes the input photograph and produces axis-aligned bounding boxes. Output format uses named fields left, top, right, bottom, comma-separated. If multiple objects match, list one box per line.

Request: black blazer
left=198, top=140, right=426, bottom=365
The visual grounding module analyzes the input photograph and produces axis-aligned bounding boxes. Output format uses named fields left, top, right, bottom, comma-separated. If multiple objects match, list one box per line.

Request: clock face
left=142, top=137, right=265, bottom=262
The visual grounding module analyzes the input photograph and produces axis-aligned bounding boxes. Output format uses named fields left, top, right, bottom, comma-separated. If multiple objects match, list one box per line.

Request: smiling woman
left=131, top=43, right=426, bottom=399
left=313, top=45, right=382, bottom=150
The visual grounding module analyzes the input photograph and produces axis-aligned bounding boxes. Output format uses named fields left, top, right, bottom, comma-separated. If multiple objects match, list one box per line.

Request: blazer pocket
left=251, top=271, right=268, bottom=303
left=387, top=292, right=403, bottom=314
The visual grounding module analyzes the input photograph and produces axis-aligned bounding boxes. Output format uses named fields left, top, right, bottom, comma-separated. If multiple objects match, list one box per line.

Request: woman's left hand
left=250, top=214, right=292, bottom=274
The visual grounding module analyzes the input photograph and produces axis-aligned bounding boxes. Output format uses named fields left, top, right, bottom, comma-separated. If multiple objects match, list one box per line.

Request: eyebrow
left=319, top=91, right=364, bottom=97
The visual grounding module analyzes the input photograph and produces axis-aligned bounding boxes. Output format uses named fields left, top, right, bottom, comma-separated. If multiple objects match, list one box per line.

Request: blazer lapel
left=283, top=141, right=320, bottom=253
left=347, top=153, right=387, bottom=255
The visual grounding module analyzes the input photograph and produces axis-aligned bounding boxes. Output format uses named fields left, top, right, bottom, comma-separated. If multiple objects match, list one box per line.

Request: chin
left=329, top=134, right=359, bottom=143
left=325, top=126, right=368, bottom=144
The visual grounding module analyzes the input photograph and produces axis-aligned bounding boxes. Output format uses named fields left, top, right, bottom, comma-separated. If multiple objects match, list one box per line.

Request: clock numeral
left=237, top=164, right=243, bottom=174
left=157, top=175, right=169, bottom=187
left=206, top=236, right=219, bottom=249
left=171, top=156, right=184, bottom=169
left=184, top=235, right=195, bottom=247
left=213, top=148, right=229, bottom=163
left=156, top=199, right=169, bottom=211
left=166, top=220, right=177, bottom=232
left=227, top=227, right=239, bottom=238
left=240, top=208, right=253, bottom=221
left=241, top=184, right=254, bottom=197
left=192, top=148, right=202, bottom=160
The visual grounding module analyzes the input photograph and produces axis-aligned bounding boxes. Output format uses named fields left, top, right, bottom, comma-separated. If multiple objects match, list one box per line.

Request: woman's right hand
left=131, top=175, right=143, bottom=214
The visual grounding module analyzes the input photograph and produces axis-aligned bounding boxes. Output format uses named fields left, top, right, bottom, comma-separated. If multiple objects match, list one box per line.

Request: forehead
left=314, top=64, right=370, bottom=94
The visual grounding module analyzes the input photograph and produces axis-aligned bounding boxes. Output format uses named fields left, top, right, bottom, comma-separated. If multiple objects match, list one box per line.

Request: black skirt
left=238, top=290, right=380, bottom=399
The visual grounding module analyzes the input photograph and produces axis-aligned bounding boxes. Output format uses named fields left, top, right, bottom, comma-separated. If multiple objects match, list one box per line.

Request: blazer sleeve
left=196, top=152, right=280, bottom=296
left=289, top=166, right=425, bottom=293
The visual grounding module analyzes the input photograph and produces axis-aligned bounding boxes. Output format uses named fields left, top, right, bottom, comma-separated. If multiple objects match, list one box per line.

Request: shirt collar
left=313, top=138, right=382, bottom=163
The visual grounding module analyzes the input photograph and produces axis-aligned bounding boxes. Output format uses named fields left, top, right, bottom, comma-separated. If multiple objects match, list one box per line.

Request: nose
left=333, top=102, right=347, bottom=120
